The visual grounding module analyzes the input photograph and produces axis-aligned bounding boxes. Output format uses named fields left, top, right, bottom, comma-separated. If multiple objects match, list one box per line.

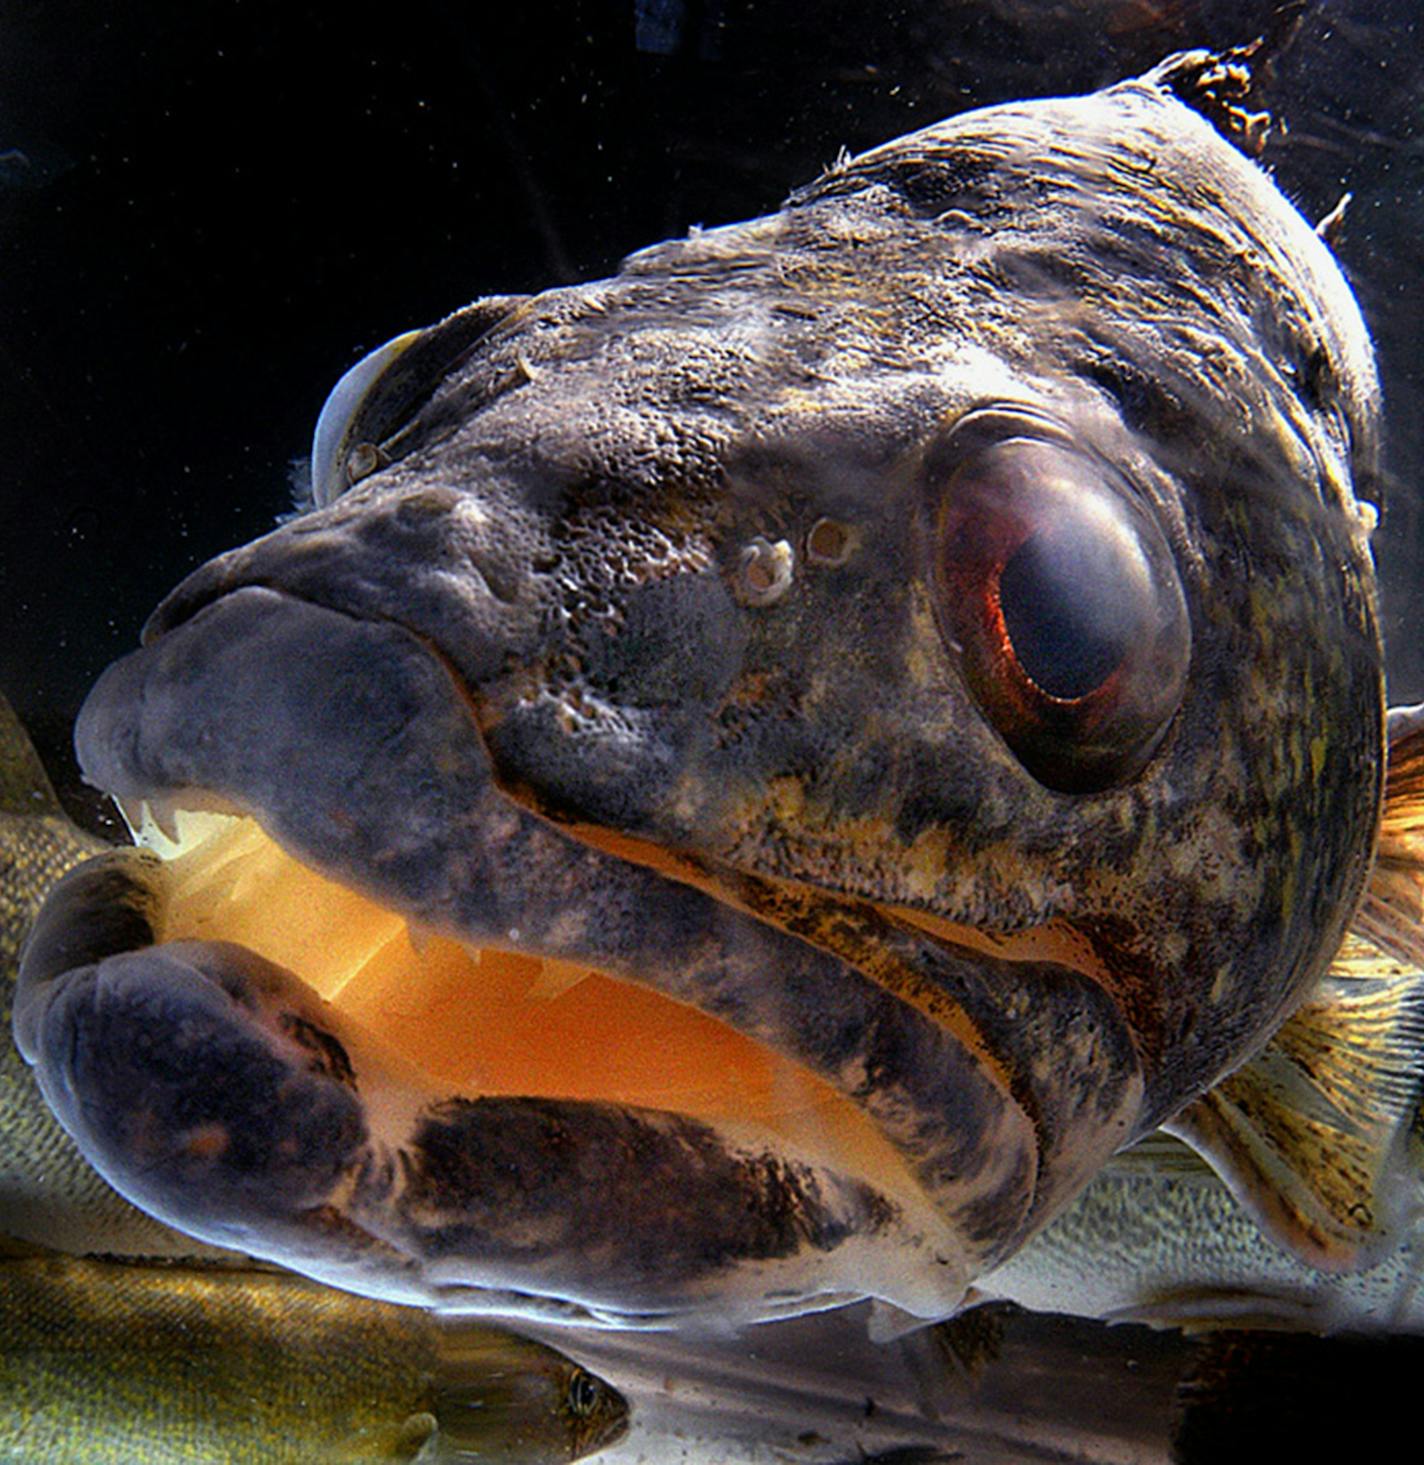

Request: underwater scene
left=2, top=0, right=1423, bottom=1459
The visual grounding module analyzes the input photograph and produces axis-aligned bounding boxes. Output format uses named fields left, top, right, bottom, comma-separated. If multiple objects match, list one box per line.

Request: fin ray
left=1168, top=937, right=1424, bottom=1271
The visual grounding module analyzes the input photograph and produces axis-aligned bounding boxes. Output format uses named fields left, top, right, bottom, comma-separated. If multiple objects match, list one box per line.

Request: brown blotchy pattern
left=396, top=1096, right=899, bottom=1288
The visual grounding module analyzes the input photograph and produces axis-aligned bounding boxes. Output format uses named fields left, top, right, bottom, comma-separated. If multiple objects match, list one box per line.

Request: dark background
left=1, top=0, right=1421, bottom=833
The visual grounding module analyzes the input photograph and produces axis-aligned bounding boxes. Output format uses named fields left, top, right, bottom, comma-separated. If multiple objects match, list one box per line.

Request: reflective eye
left=932, top=435, right=1190, bottom=792
left=566, top=1367, right=603, bottom=1417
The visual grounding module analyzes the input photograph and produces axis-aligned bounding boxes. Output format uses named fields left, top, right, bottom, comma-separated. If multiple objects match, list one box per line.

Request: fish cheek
left=483, top=569, right=748, bottom=833
left=580, top=571, right=746, bottom=712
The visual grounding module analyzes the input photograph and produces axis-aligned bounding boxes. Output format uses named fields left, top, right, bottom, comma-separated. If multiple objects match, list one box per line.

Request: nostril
left=395, top=488, right=460, bottom=524
left=467, top=549, right=521, bottom=605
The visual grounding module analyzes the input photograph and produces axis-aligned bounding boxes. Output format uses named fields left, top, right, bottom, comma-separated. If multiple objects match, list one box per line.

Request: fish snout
left=78, top=585, right=512, bottom=922
left=141, top=482, right=549, bottom=693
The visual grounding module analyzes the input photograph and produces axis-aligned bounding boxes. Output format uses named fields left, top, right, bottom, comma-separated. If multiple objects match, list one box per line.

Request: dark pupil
left=997, top=523, right=1138, bottom=699
left=569, top=1369, right=599, bottom=1415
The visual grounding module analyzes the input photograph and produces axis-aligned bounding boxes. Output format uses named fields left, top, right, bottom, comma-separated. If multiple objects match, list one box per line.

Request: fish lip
left=66, top=583, right=1047, bottom=1271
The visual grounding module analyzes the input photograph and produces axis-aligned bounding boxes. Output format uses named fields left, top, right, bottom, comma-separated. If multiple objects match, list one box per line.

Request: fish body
left=983, top=1129, right=1424, bottom=1334
left=13, top=45, right=1419, bottom=1330
left=0, top=1252, right=627, bottom=1464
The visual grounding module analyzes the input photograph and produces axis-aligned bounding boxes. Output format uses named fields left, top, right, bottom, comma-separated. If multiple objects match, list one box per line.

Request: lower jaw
left=16, top=803, right=969, bottom=1326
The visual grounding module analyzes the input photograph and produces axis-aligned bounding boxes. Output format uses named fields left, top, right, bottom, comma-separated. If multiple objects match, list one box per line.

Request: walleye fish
left=14, top=40, right=1424, bottom=1332
left=0, top=1251, right=628, bottom=1464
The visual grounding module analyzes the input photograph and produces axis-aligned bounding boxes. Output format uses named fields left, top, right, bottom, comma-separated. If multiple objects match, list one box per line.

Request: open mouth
left=115, top=795, right=926, bottom=1204
left=16, top=570, right=1148, bottom=1328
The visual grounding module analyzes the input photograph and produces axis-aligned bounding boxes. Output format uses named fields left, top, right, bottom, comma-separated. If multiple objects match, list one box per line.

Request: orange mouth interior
left=138, top=807, right=923, bottom=1199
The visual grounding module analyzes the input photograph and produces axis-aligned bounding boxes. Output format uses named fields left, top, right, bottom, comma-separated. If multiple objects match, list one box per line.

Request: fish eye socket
left=566, top=1367, right=603, bottom=1416
left=931, top=435, right=1190, bottom=792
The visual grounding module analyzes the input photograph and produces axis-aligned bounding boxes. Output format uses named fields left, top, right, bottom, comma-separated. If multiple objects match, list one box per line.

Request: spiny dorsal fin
left=0, top=693, right=61, bottom=819
left=1167, top=709, right=1424, bottom=1270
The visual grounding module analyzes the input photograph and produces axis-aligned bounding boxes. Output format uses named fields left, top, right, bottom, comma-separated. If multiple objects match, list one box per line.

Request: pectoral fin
left=1353, top=703, right=1424, bottom=969
left=1168, top=705, right=1424, bottom=1271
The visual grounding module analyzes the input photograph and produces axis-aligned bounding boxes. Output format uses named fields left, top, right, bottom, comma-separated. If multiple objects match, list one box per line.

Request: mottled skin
left=16, top=52, right=1385, bottom=1324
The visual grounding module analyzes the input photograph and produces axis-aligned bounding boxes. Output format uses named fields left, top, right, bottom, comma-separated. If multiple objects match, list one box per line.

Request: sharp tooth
left=527, top=959, right=593, bottom=1001
left=406, top=922, right=435, bottom=956
left=114, top=795, right=145, bottom=841
left=144, top=796, right=181, bottom=845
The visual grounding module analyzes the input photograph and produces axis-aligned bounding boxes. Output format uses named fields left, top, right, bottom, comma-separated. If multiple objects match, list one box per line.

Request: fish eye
left=930, top=433, right=1190, bottom=792
left=308, top=297, right=527, bottom=509
left=310, top=331, right=423, bottom=508
left=566, top=1367, right=603, bottom=1417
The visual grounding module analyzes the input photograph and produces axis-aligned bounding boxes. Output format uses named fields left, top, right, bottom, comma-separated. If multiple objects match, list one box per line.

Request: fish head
left=17, top=54, right=1385, bottom=1327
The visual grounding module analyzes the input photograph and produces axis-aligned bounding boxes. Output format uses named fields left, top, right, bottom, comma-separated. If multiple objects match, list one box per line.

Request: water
left=2, top=1, right=1422, bottom=1458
